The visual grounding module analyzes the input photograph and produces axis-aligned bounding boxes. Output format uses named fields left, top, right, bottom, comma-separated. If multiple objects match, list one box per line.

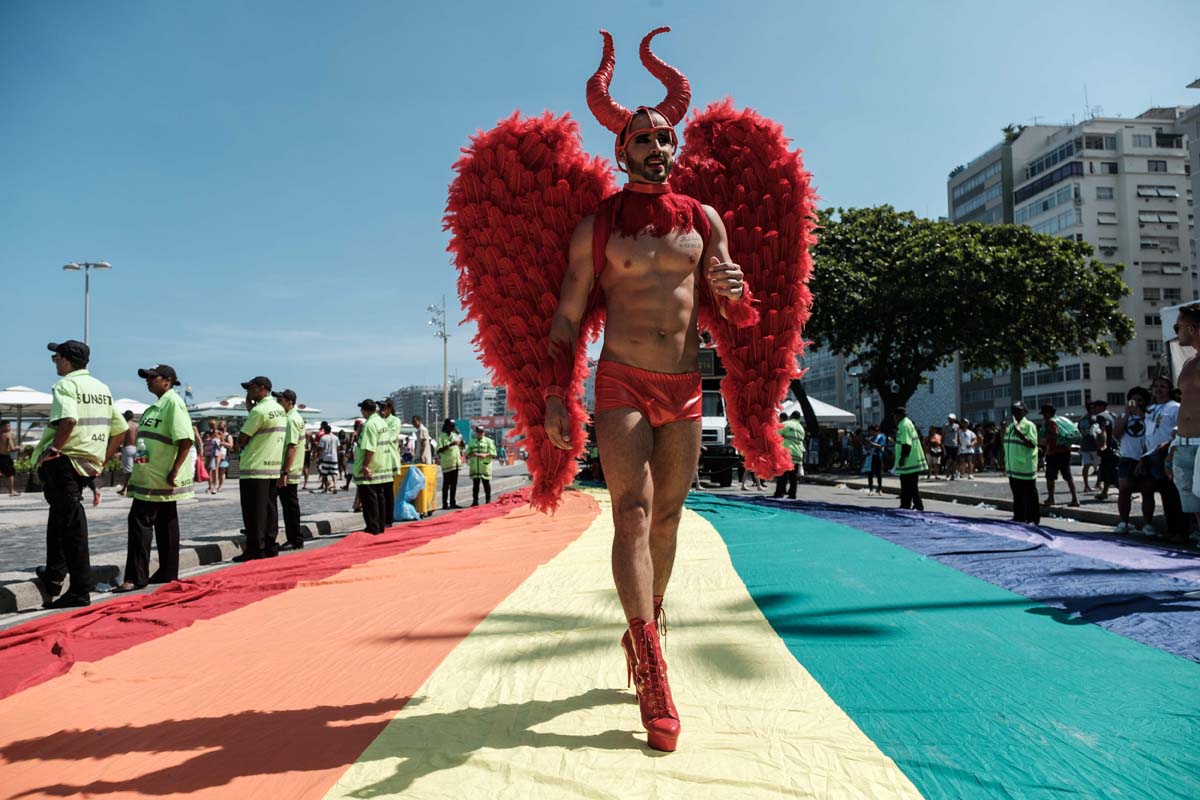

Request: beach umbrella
left=114, top=398, right=150, bottom=416
left=0, top=386, right=53, bottom=445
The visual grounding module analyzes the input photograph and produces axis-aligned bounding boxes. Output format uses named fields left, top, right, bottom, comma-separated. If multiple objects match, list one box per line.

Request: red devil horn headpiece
left=586, top=30, right=629, bottom=135
left=586, top=27, right=690, bottom=135
left=638, top=27, right=690, bottom=126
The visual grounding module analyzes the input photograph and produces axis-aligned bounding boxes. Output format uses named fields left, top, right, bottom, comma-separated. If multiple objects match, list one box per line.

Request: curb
left=0, top=512, right=365, bottom=615
left=805, top=475, right=1126, bottom=527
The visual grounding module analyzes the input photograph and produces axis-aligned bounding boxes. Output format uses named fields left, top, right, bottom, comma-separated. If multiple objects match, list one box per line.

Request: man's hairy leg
left=648, top=419, right=702, bottom=596
left=596, top=407, right=655, bottom=624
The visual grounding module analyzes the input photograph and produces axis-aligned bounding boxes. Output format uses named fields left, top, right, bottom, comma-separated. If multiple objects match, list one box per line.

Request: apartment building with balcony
left=949, top=107, right=1195, bottom=420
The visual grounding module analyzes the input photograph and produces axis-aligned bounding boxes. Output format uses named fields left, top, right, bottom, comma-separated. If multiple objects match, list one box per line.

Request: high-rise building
left=461, top=382, right=505, bottom=418
left=948, top=125, right=1064, bottom=227
left=389, top=384, right=450, bottom=424
left=1181, top=81, right=1200, bottom=293
left=949, top=107, right=1196, bottom=421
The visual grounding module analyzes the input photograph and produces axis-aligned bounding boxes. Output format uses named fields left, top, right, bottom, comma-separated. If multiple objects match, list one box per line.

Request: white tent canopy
left=781, top=397, right=857, bottom=426
left=114, top=398, right=150, bottom=416
left=190, top=396, right=322, bottom=421
left=0, top=386, right=54, bottom=443
left=0, top=386, right=53, bottom=417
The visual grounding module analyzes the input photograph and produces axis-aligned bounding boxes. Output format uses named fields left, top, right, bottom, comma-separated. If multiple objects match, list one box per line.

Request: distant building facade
left=949, top=106, right=1196, bottom=420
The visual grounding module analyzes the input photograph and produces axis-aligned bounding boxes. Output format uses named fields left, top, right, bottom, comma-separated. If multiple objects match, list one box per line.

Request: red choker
left=623, top=181, right=671, bottom=195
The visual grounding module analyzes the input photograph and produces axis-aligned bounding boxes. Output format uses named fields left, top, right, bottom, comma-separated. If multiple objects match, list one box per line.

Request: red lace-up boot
left=627, top=616, right=680, bottom=751
left=621, top=595, right=667, bottom=691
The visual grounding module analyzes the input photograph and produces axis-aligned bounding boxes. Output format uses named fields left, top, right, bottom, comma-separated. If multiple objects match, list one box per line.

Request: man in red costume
left=542, top=42, right=748, bottom=752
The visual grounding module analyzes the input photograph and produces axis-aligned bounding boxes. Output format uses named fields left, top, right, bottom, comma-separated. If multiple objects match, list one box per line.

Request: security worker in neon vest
left=115, top=364, right=193, bottom=591
left=377, top=398, right=401, bottom=526
left=1004, top=401, right=1041, bottom=525
left=891, top=405, right=927, bottom=511
left=467, top=425, right=498, bottom=505
left=233, top=376, right=287, bottom=560
left=33, top=340, right=128, bottom=608
left=353, top=399, right=392, bottom=534
left=773, top=411, right=807, bottom=499
left=274, top=389, right=306, bottom=551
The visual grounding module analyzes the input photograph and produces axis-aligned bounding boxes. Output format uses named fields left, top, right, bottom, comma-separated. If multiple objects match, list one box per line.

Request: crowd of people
left=19, top=320, right=1200, bottom=616
left=799, top=366, right=1200, bottom=545
left=20, top=338, right=510, bottom=609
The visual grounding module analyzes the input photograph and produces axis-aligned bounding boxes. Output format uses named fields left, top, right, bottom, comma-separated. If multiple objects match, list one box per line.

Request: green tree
left=806, top=205, right=1134, bottom=420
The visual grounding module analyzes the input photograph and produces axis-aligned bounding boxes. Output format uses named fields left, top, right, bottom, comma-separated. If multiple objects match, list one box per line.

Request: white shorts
left=120, top=444, right=136, bottom=473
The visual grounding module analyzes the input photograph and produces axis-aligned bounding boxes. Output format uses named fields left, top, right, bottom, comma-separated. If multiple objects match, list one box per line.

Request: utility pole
left=428, top=297, right=450, bottom=420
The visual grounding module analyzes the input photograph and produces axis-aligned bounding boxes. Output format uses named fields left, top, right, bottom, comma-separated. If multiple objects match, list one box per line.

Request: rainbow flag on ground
left=0, top=489, right=1197, bottom=798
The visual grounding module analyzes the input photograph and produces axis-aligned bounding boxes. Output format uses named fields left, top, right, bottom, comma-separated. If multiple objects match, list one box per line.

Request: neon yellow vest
left=780, top=419, right=806, bottom=463
left=33, top=369, right=127, bottom=476
left=1004, top=417, right=1039, bottom=480
left=353, top=414, right=391, bottom=485
left=240, top=396, right=287, bottom=479
left=467, top=435, right=497, bottom=480
left=284, top=408, right=306, bottom=484
left=437, top=431, right=463, bottom=473
left=130, top=389, right=195, bottom=502
left=894, top=417, right=928, bottom=475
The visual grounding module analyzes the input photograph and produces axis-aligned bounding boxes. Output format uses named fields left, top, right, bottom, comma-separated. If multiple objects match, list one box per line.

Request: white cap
left=947, top=413, right=957, bottom=420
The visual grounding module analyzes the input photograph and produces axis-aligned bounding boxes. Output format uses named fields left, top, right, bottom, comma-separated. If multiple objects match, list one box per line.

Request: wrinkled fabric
left=749, top=497, right=1200, bottom=663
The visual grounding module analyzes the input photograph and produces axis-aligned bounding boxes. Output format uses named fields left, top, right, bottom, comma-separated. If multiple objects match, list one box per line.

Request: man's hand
left=277, top=475, right=287, bottom=489
left=707, top=256, right=745, bottom=300
left=544, top=396, right=572, bottom=451
left=362, top=466, right=372, bottom=479
left=167, top=468, right=180, bottom=487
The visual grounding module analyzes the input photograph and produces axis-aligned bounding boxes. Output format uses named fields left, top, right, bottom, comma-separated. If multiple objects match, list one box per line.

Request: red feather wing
left=673, top=100, right=818, bottom=478
left=445, top=112, right=615, bottom=512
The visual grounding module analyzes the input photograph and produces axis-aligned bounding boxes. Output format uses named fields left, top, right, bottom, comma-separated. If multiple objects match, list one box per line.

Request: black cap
left=137, top=364, right=181, bottom=386
left=1040, top=404, right=1056, bottom=415
left=1011, top=401, right=1027, bottom=412
left=272, top=389, right=297, bottom=403
left=1087, top=398, right=1108, bottom=408
left=378, top=398, right=394, bottom=409
left=358, top=398, right=377, bottom=412
left=240, top=376, right=272, bottom=391
left=47, top=340, right=90, bottom=364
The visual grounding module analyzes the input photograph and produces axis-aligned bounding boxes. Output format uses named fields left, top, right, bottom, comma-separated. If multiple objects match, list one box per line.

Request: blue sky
left=2, top=0, right=1196, bottom=418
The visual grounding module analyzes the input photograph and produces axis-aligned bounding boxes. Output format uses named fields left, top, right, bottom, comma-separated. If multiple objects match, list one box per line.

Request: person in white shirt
left=316, top=423, right=340, bottom=493
left=957, top=422, right=977, bottom=479
left=1140, top=376, right=1184, bottom=539
left=1113, top=386, right=1152, bottom=535
left=412, top=415, right=433, bottom=465
left=942, top=414, right=960, bottom=481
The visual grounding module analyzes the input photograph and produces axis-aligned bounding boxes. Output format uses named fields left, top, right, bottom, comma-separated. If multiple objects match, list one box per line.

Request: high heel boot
left=627, top=617, right=679, bottom=751
left=621, top=595, right=667, bottom=691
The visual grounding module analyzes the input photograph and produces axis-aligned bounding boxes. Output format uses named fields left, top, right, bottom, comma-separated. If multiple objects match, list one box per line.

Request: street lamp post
left=428, top=297, right=449, bottom=420
left=62, top=261, right=112, bottom=345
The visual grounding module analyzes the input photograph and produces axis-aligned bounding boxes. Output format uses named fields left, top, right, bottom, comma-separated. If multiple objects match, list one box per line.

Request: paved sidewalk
left=800, top=469, right=1200, bottom=547
left=0, top=465, right=530, bottom=616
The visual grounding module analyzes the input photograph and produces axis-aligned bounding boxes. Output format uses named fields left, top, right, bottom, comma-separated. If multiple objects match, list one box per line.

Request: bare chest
left=1180, top=357, right=1200, bottom=396
left=602, top=228, right=705, bottom=287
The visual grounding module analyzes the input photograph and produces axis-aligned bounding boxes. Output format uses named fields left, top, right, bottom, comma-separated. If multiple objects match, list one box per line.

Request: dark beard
left=627, top=153, right=672, bottom=183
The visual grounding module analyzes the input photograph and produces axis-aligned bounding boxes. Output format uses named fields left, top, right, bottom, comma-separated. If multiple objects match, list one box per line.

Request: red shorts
left=594, top=360, right=702, bottom=429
